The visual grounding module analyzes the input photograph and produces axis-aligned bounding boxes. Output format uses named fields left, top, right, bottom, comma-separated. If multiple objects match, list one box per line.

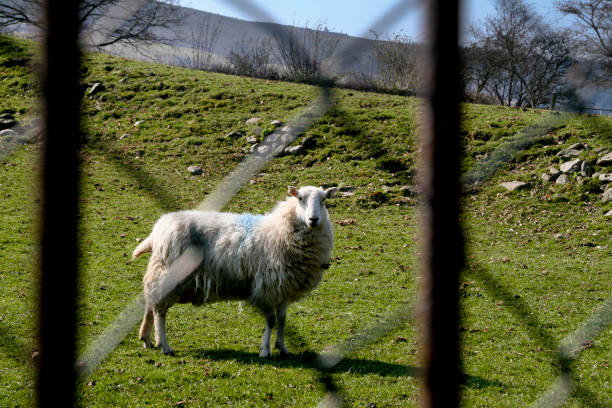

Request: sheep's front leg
left=154, top=309, right=174, bottom=355
left=274, top=302, right=289, bottom=356
left=259, top=308, right=275, bottom=358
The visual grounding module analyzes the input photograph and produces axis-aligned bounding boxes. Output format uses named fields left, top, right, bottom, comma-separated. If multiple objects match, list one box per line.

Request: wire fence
left=0, top=0, right=610, bottom=407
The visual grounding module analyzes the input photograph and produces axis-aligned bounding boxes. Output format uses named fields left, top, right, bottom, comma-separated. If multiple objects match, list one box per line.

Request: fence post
left=37, top=1, right=82, bottom=406
left=420, top=0, right=463, bottom=407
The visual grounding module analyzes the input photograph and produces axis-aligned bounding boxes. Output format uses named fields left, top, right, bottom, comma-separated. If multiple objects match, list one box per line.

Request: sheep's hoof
left=259, top=350, right=271, bottom=359
left=161, top=347, right=175, bottom=356
left=278, top=350, right=290, bottom=359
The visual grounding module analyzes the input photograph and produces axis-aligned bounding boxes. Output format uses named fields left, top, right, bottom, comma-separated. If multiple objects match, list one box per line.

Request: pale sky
left=179, top=0, right=571, bottom=41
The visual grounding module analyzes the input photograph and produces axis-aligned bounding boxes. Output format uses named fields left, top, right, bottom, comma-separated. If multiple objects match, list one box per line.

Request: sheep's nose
left=309, top=217, right=319, bottom=226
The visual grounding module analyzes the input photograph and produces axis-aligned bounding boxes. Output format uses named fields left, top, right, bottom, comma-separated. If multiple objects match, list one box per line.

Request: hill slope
left=0, top=35, right=611, bottom=407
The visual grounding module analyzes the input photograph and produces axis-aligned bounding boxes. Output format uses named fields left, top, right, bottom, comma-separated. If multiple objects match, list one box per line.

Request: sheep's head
left=288, top=185, right=337, bottom=228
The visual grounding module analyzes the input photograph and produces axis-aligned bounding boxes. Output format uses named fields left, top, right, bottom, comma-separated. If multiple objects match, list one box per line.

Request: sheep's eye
left=298, top=196, right=303, bottom=201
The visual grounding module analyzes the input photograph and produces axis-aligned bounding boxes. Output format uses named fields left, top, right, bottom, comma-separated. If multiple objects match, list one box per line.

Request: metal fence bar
left=37, top=1, right=82, bottom=407
left=420, top=0, right=463, bottom=407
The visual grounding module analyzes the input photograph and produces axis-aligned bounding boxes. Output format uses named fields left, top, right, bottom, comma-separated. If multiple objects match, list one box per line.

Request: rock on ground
left=246, top=136, right=258, bottom=144
left=599, top=174, right=612, bottom=182
left=597, top=152, right=612, bottom=166
left=560, top=159, right=582, bottom=174
left=601, top=189, right=612, bottom=203
left=0, top=129, right=16, bottom=137
left=88, top=82, right=105, bottom=95
left=555, top=174, right=569, bottom=185
left=284, top=145, right=305, bottom=155
left=0, top=118, right=17, bottom=130
left=187, top=165, right=203, bottom=175
left=226, top=130, right=243, bottom=139
left=557, top=143, right=584, bottom=160
left=580, top=161, right=593, bottom=177
left=500, top=181, right=528, bottom=191
left=245, top=117, right=260, bottom=125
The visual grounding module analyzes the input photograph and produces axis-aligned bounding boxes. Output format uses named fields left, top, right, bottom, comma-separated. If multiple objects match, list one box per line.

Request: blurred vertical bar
left=37, top=1, right=82, bottom=406
left=420, top=0, right=463, bottom=407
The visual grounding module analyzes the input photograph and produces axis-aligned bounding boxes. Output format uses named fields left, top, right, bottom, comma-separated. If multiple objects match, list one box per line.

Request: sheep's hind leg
left=274, top=302, right=289, bottom=357
left=259, top=308, right=275, bottom=358
left=154, top=308, right=174, bottom=355
left=139, top=304, right=154, bottom=349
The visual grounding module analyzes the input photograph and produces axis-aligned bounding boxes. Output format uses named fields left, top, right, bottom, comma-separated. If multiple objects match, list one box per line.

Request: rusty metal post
left=37, top=1, right=82, bottom=406
left=420, top=0, right=463, bottom=407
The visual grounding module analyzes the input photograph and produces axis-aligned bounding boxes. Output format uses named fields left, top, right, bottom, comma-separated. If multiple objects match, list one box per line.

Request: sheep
left=132, top=185, right=338, bottom=357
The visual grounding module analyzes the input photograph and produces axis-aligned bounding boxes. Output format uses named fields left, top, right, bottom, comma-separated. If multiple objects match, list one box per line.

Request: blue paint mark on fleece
left=237, top=214, right=264, bottom=237
left=236, top=214, right=263, bottom=254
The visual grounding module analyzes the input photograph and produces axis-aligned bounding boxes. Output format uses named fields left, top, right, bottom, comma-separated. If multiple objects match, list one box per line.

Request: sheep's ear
left=324, top=187, right=338, bottom=198
left=288, top=186, right=299, bottom=197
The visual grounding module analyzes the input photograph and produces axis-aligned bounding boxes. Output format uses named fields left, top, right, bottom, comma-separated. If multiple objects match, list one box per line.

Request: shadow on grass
left=186, top=348, right=504, bottom=389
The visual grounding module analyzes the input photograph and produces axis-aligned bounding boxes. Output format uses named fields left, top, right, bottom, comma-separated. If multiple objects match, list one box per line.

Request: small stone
left=226, top=130, right=243, bottom=139
left=597, top=152, right=612, bottom=166
left=339, top=191, right=354, bottom=197
left=253, top=127, right=262, bottom=136
left=300, top=135, right=317, bottom=149
left=119, top=133, right=130, bottom=140
left=245, top=117, right=260, bottom=125
left=0, top=129, right=16, bottom=137
left=557, top=143, right=584, bottom=160
left=88, top=82, right=104, bottom=95
left=541, top=173, right=552, bottom=182
left=560, top=159, right=582, bottom=174
left=400, top=185, right=420, bottom=196
left=548, top=167, right=560, bottom=176
left=0, top=118, right=17, bottom=130
left=31, top=351, right=40, bottom=363
left=249, top=143, right=259, bottom=153
left=187, top=165, right=203, bottom=175
left=576, top=176, right=584, bottom=184
left=592, top=172, right=601, bottom=179
left=601, top=189, right=612, bottom=203
left=271, top=120, right=282, bottom=126
left=556, top=174, right=569, bottom=184
left=599, top=174, right=612, bottom=182
left=500, top=181, right=528, bottom=191
left=246, top=136, right=258, bottom=144
left=605, top=209, right=612, bottom=217
left=133, top=120, right=145, bottom=127
left=0, top=113, right=14, bottom=120
left=580, top=161, right=593, bottom=177
left=284, top=145, right=305, bottom=155
left=119, top=77, right=128, bottom=83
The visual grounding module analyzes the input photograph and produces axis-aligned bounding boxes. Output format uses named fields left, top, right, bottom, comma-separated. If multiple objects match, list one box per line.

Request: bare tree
left=227, top=37, right=276, bottom=78
left=0, top=0, right=183, bottom=48
left=466, top=0, right=571, bottom=107
left=181, top=14, right=224, bottom=71
left=556, top=0, right=612, bottom=74
left=368, top=31, right=422, bottom=92
left=273, top=21, right=340, bottom=83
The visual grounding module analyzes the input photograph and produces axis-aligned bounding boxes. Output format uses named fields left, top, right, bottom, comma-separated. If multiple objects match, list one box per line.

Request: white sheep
left=132, top=185, right=337, bottom=357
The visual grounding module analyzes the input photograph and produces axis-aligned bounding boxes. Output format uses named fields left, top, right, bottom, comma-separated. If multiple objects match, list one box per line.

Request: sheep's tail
left=132, top=236, right=152, bottom=259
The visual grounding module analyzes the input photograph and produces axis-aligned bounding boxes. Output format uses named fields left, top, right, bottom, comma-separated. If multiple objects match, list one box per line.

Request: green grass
left=1, top=34, right=611, bottom=407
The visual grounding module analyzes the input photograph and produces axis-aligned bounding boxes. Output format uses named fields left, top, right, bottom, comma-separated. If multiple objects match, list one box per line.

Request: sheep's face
left=288, top=186, right=337, bottom=228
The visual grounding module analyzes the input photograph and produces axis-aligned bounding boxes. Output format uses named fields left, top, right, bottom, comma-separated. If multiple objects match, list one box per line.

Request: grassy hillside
left=1, top=34, right=611, bottom=407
